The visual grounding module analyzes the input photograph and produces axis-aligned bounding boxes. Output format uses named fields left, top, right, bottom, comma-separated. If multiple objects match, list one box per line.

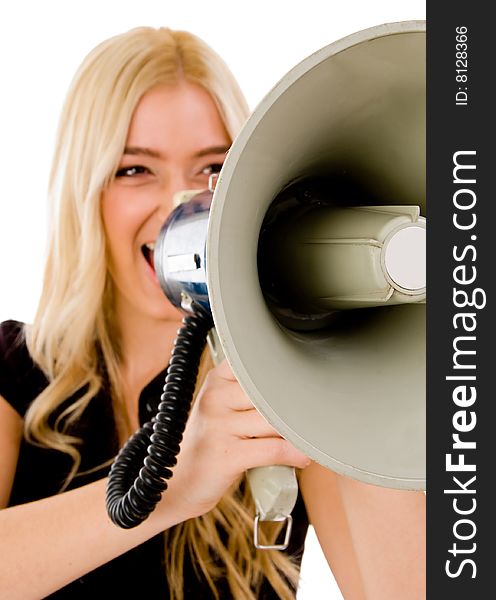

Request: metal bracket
left=253, top=514, right=293, bottom=551
left=208, top=172, right=219, bottom=192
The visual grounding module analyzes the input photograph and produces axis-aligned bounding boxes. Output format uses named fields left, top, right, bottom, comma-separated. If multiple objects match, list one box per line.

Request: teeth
left=145, top=242, right=155, bottom=251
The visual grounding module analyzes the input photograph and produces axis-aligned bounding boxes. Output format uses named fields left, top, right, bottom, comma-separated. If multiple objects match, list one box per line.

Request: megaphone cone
left=207, top=21, right=426, bottom=490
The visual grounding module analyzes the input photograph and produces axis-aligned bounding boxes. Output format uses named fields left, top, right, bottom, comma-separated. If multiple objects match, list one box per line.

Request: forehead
left=125, top=82, right=230, bottom=150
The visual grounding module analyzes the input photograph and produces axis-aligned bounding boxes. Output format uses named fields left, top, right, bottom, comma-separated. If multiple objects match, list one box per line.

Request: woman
left=0, top=26, right=425, bottom=599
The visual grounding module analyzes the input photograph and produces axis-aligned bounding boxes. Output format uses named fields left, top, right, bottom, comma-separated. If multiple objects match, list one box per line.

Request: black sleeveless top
left=0, top=320, right=308, bottom=598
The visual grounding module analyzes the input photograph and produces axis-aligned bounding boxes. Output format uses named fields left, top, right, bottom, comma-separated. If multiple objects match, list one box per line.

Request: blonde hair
left=24, top=27, right=299, bottom=599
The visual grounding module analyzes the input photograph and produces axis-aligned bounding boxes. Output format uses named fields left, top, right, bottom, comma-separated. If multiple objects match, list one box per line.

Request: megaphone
left=107, top=20, right=426, bottom=537
left=211, top=19, right=425, bottom=488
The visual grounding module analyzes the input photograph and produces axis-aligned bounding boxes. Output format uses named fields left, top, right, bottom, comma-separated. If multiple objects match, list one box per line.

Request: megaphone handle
left=207, top=329, right=298, bottom=550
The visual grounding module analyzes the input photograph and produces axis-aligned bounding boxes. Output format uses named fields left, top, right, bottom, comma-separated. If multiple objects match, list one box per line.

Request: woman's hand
left=161, top=359, right=310, bottom=521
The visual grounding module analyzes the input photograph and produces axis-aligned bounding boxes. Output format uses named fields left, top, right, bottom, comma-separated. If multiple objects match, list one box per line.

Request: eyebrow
left=123, top=145, right=230, bottom=159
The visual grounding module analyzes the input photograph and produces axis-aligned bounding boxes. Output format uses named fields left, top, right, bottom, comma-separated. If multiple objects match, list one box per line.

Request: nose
left=156, top=172, right=190, bottom=222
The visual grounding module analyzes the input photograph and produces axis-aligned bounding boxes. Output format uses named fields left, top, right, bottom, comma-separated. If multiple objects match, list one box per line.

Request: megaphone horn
left=207, top=20, right=426, bottom=490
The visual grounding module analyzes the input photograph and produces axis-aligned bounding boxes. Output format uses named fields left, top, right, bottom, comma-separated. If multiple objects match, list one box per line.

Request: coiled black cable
left=106, top=308, right=213, bottom=528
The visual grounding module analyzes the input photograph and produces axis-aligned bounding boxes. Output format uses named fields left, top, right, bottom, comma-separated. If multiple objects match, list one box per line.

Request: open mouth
left=141, top=242, right=155, bottom=271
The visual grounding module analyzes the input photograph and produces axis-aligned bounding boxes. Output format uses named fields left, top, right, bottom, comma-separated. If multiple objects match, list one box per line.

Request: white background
left=0, top=1, right=425, bottom=597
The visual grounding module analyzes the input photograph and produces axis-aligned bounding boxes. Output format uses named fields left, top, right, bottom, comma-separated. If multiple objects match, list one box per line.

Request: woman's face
left=102, top=82, right=231, bottom=322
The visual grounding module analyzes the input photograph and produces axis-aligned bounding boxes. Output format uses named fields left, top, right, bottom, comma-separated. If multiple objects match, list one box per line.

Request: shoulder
left=0, top=320, right=28, bottom=373
left=0, top=320, right=48, bottom=417
left=0, top=319, right=25, bottom=351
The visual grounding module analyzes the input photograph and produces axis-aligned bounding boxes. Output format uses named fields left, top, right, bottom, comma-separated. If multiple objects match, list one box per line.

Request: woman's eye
left=201, top=163, right=223, bottom=177
left=115, top=165, right=150, bottom=178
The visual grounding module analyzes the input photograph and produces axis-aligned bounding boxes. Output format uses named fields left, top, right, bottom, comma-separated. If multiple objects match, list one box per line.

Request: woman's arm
left=299, top=462, right=426, bottom=600
left=299, top=463, right=367, bottom=599
left=0, top=396, right=22, bottom=507
left=0, top=395, right=190, bottom=598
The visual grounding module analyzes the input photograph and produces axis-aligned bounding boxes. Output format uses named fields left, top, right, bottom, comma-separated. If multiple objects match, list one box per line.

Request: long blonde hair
left=24, top=26, right=299, bottom=599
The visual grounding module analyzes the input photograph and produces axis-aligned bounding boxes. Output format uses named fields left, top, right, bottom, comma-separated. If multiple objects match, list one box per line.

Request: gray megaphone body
left=154, top=20, right=426, bottom=548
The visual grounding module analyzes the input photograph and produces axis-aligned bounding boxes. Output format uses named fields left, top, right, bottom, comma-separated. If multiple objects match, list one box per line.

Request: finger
left=211, top=359, right=237, bottom=382
left=239, top=438, right=311, bottom=470
left=201, top=376, right=254, bottom=412
left=229, top=409, right=283, bottom=439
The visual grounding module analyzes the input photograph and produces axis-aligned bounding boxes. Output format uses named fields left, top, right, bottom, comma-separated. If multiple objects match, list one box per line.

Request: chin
left=147, top=298, right=184, bottom=322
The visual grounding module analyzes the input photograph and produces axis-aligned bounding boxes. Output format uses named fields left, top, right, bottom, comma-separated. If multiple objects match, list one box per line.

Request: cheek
left=101, top=187, right=151, bottom=257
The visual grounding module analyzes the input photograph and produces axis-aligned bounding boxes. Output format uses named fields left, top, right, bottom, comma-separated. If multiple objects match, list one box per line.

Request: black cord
left=106, top=308, right=213, bottom=528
